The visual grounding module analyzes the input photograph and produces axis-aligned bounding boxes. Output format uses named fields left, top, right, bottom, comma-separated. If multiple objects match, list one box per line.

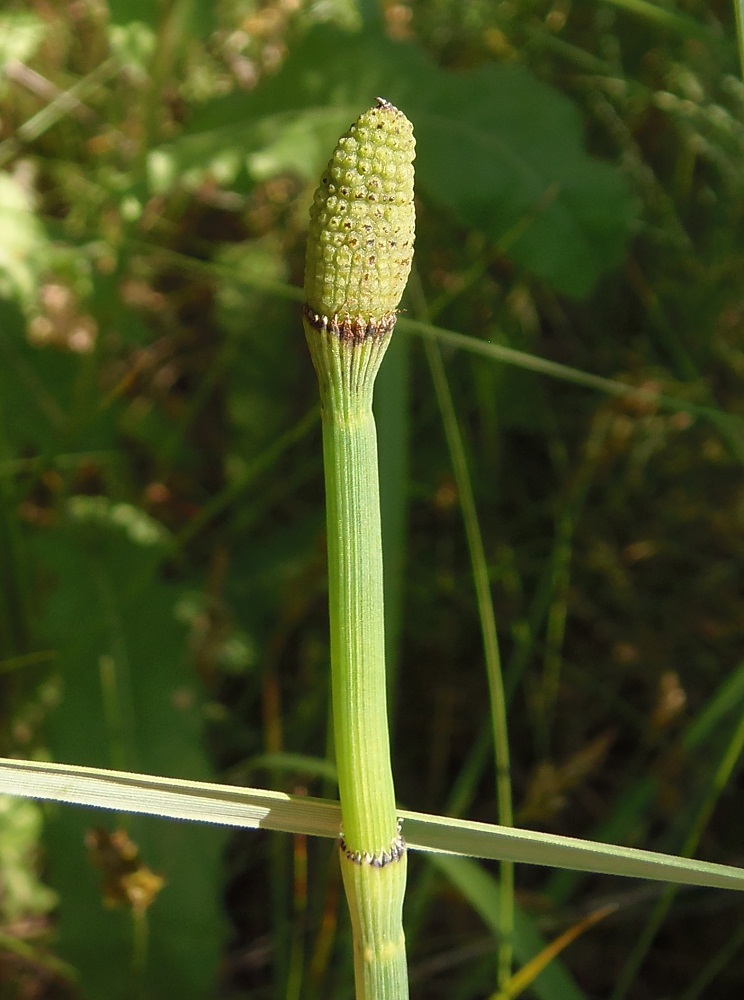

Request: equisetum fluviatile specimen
left=303, top=98, right=415, bottom=999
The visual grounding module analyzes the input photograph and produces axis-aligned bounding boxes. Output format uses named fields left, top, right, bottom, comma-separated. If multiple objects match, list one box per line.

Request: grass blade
left=3, top=758, right=744, bottom=892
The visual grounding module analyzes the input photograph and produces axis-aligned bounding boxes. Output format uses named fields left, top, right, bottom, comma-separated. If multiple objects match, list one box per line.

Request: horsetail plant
left=302, top=98, right=415, bottom=1000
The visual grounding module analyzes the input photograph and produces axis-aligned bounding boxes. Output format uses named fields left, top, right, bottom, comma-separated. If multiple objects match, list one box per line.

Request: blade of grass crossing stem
left=409, top=269, right=514, bottom=988
left=402, top=317, right=744, bottom=442
left=302, top=99, right=417, bottom=999
left=6, top=757, right=744, bottom=895
left=104, top=242, right=743, bottom=445
left=109, top=239, right=744, bottom=446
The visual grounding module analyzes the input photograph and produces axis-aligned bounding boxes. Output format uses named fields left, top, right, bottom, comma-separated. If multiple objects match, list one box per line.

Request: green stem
left=735, top=0, right=744, bottom=81
left=304, top=314, right=408, bottom=998
left=340, top=851, right=408, bottom=999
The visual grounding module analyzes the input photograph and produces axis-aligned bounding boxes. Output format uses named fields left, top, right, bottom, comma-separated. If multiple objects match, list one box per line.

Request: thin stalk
left=735, top=0, right=744, bottom=83
left=409, top=270, right=513, bottom=987
left=420, top=337, right=514, bottom=987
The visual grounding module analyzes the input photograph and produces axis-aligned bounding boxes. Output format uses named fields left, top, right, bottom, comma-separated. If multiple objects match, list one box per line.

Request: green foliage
left=430, top=855, right=586, bottom=1000
left=0, top=175, right=52, bottom=310
left=0, top=10, right=46, bottom=71
left=38, top=506, right=226, bottom=999
left=0, top=796, right=56, bottom=922
left=155, top=26, right=634, bottom=296
left=0, top=0, right=743, bottom=998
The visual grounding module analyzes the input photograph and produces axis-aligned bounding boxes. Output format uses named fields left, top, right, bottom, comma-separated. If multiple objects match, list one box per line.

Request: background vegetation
left=1, top=0, right=743, bottom=997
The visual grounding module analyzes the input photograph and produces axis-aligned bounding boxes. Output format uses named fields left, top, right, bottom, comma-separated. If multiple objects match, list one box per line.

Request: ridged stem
left=304, top=313, right=408, bottom=999
left=340, top=851, right=408, bottom=999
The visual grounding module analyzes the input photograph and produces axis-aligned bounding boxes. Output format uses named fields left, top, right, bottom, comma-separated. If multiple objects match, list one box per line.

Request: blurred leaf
left=107, top=0, right=215, bottom=71
left=0, top=174, right=51, bottom=310
left=0, top=10, right=46, bottom=72
left=0, top=301, right=119, bottom=465
left=37, top=507, right=226, bottom=1000
left=0, top=796, right=56, bottom=922
left=151, top=25, right=635, bottom=296
left=107, top=21, right=157, bottom=77
left=67, top=496, right=169, bottom=548
left=174, top=0, right=217, bottom=46
left=107, top=0, right=157, bottom=25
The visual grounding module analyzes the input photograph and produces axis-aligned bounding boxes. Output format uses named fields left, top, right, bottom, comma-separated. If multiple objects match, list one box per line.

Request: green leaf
left=4, top=758, right=744, bottom=895
left=36, top=514, right=226, bottom=1000
left=429, top=855, right=587, bottom=1000
left=151, top=25, right=635, bottom=296
left=107, top=0, right=215, bottom=34
left=407, top=60, right=635, bottom=297
left=107, top=0, right=159, bottom=26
